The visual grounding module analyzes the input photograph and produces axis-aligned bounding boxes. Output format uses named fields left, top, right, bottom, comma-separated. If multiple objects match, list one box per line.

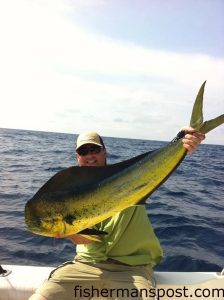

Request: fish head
left=24, top=198, right=68, bottom=237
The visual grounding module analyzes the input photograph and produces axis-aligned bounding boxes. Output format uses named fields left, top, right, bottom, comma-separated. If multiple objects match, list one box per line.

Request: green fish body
left=25, top=82, right=224, bottom=238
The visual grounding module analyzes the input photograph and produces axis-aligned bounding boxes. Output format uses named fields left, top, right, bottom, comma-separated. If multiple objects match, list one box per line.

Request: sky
left=0, top=0, right=224, bottom=144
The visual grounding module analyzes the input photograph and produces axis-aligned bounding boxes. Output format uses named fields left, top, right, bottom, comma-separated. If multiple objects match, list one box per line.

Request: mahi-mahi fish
left=25, top=82, right=224, bottom=239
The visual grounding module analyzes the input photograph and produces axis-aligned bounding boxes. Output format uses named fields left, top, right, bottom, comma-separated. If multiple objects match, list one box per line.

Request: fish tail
left=190, top=81, right=224, bottom=134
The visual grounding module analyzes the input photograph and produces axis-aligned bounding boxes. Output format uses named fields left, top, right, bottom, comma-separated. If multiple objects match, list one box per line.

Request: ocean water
left=0, top=128, right=223, bottom=272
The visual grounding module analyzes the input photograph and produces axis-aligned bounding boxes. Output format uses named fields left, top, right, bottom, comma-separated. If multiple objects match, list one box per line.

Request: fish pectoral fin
left=79, top=234, right=102, bottom=242
left=78, top=228, right=108, bottom=235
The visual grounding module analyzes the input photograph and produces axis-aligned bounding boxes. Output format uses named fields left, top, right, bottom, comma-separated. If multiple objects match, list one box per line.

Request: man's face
left=76, top=143, right=107, bottom=167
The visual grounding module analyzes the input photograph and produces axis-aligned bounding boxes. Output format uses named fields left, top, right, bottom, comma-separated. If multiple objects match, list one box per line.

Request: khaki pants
left=36, top=260, right=156, bottom=300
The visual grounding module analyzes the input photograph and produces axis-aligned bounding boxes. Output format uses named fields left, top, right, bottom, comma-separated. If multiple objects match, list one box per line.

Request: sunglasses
left=76, top=145, right=103, bottom=156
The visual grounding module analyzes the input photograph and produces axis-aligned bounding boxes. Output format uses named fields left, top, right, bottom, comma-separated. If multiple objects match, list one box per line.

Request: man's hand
left=181, top=126, right=206, bottom=154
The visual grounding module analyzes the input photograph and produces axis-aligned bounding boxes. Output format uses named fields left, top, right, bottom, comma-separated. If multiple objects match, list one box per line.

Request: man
left=29, top=128, right=205, bottom=300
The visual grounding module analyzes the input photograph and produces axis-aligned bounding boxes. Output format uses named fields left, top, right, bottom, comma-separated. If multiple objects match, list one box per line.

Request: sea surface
left=0, top=128, right=223, bottom=272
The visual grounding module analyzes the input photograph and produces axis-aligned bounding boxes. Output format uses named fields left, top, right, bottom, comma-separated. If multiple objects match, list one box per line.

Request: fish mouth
left=26, top=225, right=43, bottom=234
left=26, top=226, right=56, bottom=237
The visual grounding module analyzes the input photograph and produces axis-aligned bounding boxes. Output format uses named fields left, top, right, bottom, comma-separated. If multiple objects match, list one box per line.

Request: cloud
left=0, top=0, right=223, bottom=144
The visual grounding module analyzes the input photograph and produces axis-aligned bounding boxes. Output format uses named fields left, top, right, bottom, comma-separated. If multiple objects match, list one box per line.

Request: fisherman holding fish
left=28, top=129, right=205, bottom=300
left=27, top=83, right=224, bottom=299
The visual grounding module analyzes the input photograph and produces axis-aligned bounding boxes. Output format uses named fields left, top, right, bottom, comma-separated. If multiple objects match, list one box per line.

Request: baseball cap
left=76, top=132, right=104, bottom=150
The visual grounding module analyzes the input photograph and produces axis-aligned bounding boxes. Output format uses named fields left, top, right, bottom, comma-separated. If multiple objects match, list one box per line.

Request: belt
left=106, top=258, right=130, bottom=265
left=75, top=258, right=128, bottom=266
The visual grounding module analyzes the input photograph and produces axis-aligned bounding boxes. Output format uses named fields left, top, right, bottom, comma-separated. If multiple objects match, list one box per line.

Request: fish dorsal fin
left=32, top=150, right=153, bottom=200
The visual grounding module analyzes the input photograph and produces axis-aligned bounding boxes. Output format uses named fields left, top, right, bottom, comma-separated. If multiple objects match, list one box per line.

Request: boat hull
left=1, top=265, right=223, bottom=300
